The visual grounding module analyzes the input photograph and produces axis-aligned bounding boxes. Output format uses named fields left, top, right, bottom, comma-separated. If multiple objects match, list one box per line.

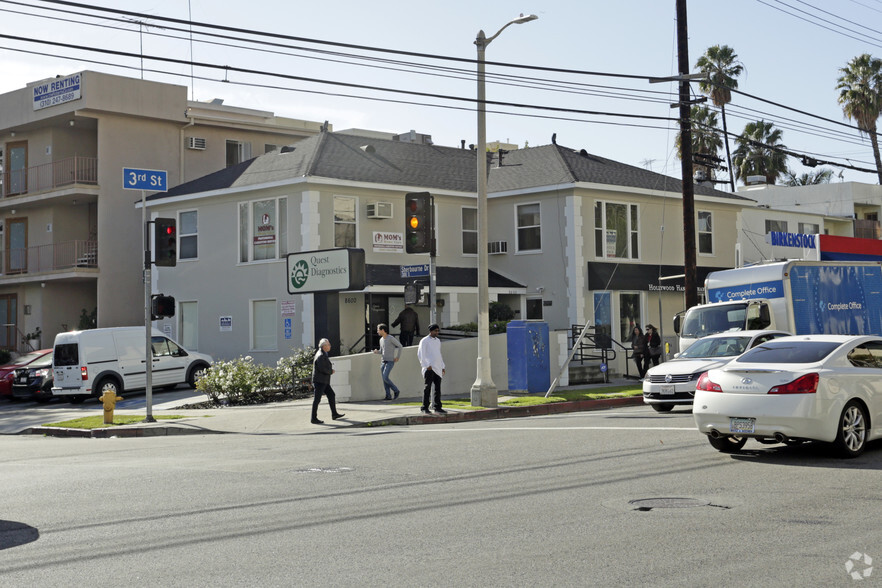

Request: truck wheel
left=187, top=363, right=209, bottom=389
left=708, top=434, right=747, bottom=453
left=833, top=400, right=868, bottom=458
left=95, top=377, right=122, bottom=399
left=651, top=404, right=674, bottom=412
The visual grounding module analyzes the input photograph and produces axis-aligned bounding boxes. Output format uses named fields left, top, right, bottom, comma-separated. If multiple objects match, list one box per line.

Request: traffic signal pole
left=142, top=190, right=155, bottom=422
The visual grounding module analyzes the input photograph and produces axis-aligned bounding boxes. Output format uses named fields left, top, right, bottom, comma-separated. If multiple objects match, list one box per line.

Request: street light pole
left=471, top=14, right=537, bottom=409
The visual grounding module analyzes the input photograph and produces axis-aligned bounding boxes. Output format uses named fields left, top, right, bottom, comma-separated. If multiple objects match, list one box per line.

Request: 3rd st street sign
left=286, top=248, right=366, bottom=295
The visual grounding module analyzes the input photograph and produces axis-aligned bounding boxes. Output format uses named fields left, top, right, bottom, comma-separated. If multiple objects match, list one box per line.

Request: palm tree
left=696, top=45, right=744, bottom=192
left=783, top=168, right=834, bottom=186
left=676, top=105, right=724, bottom=180
left=837, top=54, right=882, bottom=184
left=733, top=120, right=788, bottom=184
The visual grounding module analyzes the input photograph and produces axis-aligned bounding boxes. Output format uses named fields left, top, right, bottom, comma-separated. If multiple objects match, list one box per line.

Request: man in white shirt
left=416, top=323, right=446, bottom=415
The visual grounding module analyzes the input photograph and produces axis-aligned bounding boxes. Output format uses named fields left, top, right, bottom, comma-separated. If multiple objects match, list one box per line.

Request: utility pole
left=676, top=0, right=698, bottom=310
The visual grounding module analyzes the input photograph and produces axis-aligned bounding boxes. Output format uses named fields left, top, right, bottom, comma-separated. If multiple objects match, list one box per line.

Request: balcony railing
left=2, top=240, right=97, bottom=276
left=2, top=156, right=98, bottom=197
left=855, top=219, right=881, bottom=240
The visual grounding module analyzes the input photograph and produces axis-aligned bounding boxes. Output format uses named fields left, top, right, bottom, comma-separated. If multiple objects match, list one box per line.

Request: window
left=848, top=341, right=882, bottom=368
left=798, top=222, right=819, bottom=234
left=526, top=298, right=543, bottom=320
left=462, top=207, right=477, bottom=255
left=179, top=210, right=197, bottom=260
left=595, top=201, right=639, bottom=259
left=619, top=292, right=642, bottom=343
left=697, top=211, right=713, bottom=255
left=516, top=203, right=541, bottom=252
left=226, top=140, right=252, bottom=167
left=765, top=219, right=788, bottom=233
left=252, top=299, right=277, bottom=351
left=238, top=198, right=287, bottom=262
left=179, top=301, right=198, bottom=351
left=334, top=196, right=356, bottom=248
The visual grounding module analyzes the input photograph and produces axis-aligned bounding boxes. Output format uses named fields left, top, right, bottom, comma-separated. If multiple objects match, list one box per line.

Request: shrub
left=196, top=346, right=315, bottom=406
left=0, top=349, right=11, bottom=365
left=489, top=302, right=515, bottom=322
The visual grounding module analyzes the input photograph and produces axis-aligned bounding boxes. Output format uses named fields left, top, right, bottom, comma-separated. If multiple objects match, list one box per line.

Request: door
left=150, top=336, right=188, bottom=387
left=6, top=218, right=27, bottom=274
left=0, top=295, right=17, bottom=350
left=365, top=294, right=389, bottom=352
left=5, top=141, right=27, bottom=196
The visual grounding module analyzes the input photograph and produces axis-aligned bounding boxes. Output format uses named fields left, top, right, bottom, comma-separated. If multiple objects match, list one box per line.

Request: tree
left=676, top=105, right=724, bottom=179
left=696, top=45, right=744, bottom=192
left=837, top=54, right=882, bottom=184
left=733, top=120, right=788, bottom=184
left=783, top=168, right=834, bottom=186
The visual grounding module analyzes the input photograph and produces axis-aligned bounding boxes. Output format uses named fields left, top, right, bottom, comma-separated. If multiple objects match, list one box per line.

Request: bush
left=196, top=346, right=315, bottom=406
left=489, top=302, right=515, bottom=322
left=0, top=349, right=11, bottom=365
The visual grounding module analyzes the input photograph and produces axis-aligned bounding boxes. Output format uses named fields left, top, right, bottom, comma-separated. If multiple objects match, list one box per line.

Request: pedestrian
left=645, top=324, right=662, bottom=371
left=417, top=323, right=446, bottom=415
left=373, top=323, right=402, bottom=400
left=630, top=325, right=647, bottom=379
left=391, top=304, right=420, bottom=347
left=311, top=338, right=345, bottom=425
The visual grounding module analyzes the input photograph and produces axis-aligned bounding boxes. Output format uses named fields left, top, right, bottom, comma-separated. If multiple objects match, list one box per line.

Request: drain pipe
left=179, top=108, right=195, bottom=184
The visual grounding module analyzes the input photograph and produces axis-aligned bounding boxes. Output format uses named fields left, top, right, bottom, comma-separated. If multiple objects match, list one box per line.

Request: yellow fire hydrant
left=99, top=391, right=124, bottom=424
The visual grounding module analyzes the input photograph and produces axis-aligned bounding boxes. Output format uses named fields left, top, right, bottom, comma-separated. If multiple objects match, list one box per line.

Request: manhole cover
left=292, top=467, right=354, bottom=474
left=629, top=497, right=711, bottom=511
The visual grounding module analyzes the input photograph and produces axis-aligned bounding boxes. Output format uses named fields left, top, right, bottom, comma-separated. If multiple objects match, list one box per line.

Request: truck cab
left=674, top=300, right=774, bottom=352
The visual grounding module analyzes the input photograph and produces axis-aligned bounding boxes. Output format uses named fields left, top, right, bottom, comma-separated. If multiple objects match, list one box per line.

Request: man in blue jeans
left=374, top=323, right=402, bottom=400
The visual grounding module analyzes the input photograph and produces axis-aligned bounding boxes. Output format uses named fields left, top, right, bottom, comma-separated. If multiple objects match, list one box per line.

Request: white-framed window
left=226, top=140, right=252, bottom=167
left=334, top=196, right=357, bottom=248
left=179, top=210, right=198, bottom=260
left=238, top=197, right=287, bottom=263
left=462, top=207, right=477, bottom=255
left=765, top=219, right=788, bottom=233
left=179, top=301, right=198, bottom=351
left=251, top=299, right=277, bottom=351
left=595, top=201, right=639, bottom=259
left=798, top=222, right=819, bottom=234
left=697, top=210, right=713, bottom=255
left=516, top=202, right=541, bottom=252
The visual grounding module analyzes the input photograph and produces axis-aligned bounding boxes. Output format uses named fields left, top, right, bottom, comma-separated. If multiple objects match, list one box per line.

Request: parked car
left=693, top=334, right=882, bottom=457
left=643, top=330, right=791, bottom=412
left=0, top=349, right=52, bottom=400
left=11, top=351, right=54, bottom=402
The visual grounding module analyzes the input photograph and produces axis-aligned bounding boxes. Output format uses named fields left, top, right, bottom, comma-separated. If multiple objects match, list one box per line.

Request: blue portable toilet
left=507, top=320, right=550, bottom=393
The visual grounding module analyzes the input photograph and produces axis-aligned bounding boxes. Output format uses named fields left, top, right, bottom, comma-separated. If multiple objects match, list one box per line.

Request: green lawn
left=42, top=414, right=187, bottom=430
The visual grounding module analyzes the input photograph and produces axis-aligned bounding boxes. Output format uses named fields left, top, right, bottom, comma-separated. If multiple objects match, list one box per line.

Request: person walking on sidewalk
left=311, top=338, right=345, bottom=425
left=391, top=304, right=420, bottom=347
left=373, top=323, right=403, bottom=400
left=417, top=323, right=446, bottom=415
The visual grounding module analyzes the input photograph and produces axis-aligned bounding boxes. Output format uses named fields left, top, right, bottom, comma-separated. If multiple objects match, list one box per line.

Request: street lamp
left=471, top=13, right=538, bottom=408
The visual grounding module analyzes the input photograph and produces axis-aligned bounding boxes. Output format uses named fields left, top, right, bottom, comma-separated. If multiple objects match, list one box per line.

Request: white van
left=51, top=327, right=212, bottom=403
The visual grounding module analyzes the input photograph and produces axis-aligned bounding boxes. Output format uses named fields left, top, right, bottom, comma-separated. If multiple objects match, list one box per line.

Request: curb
left=22, top=424, right=222, bottom=438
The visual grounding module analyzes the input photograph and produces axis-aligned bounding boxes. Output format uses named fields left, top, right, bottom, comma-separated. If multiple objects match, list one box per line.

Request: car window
left=681, top=336, right=752, bottom=358
left=847, top=341, right=882, bottom=368
left=152, top=337, right=172, bottom=357
left=8, top=351, right=46, bottom=366
left=750, top=333, right=784, bottom=347
left=54, top=344, right=78, bottom=366
left=737, top=340, right=840, bottom=364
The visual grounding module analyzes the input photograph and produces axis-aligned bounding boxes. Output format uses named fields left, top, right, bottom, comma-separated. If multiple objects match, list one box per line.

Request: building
left=0, top=71, right=326, bottom=352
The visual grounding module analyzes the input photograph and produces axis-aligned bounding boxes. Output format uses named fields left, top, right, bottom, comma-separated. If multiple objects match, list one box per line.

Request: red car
left=0, top=349, right=52, bottom=399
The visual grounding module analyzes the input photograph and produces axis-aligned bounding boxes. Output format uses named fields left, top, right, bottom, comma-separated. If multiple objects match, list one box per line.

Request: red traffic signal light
left=154, top=218, right=177, bottom=267
left=405, top=192, right=433, bottom=254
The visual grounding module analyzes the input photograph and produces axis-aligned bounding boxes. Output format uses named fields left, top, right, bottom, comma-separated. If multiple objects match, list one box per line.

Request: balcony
left=2, top=156, right=98, bottom=198
left=855, top=219, right=881, bottom=240
left=1, top=240, right=97, bottom=278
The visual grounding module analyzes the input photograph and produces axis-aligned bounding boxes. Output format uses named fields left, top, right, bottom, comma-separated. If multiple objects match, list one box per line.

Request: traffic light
left=405, top=192, right=433, bottom=254
left=154, top=218, right=177, bottom=267
left=151, top=294, right=175, bottom=320
left=404, top=281, right=422, bottom=305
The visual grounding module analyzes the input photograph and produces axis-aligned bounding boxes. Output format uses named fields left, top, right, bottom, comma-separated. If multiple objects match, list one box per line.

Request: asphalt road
left=2, top=405, right=880, bottom=586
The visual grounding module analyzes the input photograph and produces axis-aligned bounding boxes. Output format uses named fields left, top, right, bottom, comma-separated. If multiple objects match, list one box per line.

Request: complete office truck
left=673, top=260, right=882, bottom=351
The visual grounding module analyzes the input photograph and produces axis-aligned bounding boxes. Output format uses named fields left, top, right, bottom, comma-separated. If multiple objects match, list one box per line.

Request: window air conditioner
left=366, top=202, right=393, bottom=219
left=187, top=137, right=207, bottom=150
left=488, top=241, right=508, bottom=255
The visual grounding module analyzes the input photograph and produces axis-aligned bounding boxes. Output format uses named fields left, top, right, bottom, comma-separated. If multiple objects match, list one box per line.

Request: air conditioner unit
left=186, top=137, right=207, bottom=150
left=488, top=241, right=508, bottom=255
left=366, top=202, right=393, bottom=219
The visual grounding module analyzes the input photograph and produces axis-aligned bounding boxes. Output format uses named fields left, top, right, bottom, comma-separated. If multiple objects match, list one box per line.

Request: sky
left=2, top=0, right=882, bottom=188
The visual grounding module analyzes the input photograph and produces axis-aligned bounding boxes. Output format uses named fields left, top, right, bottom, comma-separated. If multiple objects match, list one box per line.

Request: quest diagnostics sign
left=286, top=248, right=365, bottom=295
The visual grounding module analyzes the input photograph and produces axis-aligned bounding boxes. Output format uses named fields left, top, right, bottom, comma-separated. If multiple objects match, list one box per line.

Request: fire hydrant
left=99, top=391, right=124, bottom=424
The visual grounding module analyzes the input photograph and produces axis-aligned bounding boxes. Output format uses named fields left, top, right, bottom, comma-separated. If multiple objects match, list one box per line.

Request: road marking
left=407, top=426, right=697, bottom=432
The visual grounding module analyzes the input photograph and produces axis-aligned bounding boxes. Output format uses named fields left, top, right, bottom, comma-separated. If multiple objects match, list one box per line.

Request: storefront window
left=618, top=292, right=643, bottom=343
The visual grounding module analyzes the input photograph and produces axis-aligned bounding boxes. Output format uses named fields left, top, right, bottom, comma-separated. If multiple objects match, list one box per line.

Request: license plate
left=16, top=375, right=27, bottom=383
left=660, top=384, right=675, bottom=395
left=730, top=417, right=755, bottom=434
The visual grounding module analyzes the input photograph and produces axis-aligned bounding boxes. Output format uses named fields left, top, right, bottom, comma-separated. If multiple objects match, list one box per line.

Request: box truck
left=673, top=260, right=882, bottom=351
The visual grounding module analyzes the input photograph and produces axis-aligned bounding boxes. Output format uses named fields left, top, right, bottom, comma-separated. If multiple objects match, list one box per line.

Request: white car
left=643, top=330, right=790, bottom=412
left=693, top=334, right=882, bottom=458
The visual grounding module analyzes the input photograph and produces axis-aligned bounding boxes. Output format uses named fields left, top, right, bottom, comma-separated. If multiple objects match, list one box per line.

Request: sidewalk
left=19, top=379, right=645, bottom=438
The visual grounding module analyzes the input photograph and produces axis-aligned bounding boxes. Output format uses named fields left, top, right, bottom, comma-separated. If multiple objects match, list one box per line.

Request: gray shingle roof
left=154, top=132, right=746, bottom=201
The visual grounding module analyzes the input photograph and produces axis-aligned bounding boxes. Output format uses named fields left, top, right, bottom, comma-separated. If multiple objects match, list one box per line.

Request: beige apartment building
left=0, top=71, right=325, bottom=352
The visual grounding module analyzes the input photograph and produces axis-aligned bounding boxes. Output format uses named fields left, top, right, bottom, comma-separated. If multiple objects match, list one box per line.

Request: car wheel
left=95, top=377, right=122, bottom=399
left=651, top=403, right=674, bottom=413
left=187, top=363, right=208, bottom=389
left=707, top=434, right=747, bottom=453
left=834, top=400, right=868, bottom=458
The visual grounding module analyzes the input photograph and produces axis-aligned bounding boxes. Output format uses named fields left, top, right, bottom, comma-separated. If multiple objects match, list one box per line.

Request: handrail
left=568, top=324, right=639, bottom=380
left=2, top=156, right=98, bottom=197
left=1, top=240, right=97, bottom=275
